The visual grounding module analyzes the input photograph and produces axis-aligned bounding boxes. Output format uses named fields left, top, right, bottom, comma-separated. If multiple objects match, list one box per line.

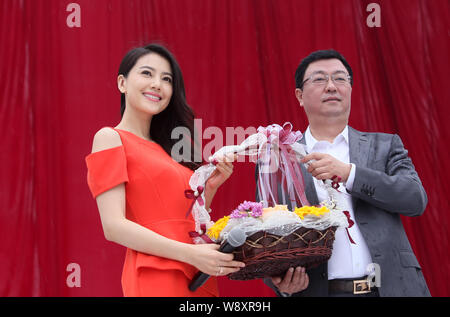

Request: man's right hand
left=271, top=266, right=309, bottom=295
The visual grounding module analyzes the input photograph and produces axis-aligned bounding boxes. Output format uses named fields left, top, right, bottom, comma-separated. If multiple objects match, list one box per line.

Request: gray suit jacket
left=258, top=126, right=430, bottom=297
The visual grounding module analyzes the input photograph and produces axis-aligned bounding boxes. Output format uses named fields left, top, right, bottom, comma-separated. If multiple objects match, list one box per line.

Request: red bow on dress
left=185, top=186, right=205, bottom=218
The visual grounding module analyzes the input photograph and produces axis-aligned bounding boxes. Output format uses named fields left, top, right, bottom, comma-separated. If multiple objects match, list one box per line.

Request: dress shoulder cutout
left=91, top=127, right=123, bottom=154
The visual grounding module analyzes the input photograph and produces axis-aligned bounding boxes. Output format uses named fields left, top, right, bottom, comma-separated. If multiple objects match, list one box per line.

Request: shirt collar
left=304, top=125, right=349, bottom=152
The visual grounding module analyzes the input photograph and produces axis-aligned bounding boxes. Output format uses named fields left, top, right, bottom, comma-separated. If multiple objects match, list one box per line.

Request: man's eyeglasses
left=302, top=72, right=352, bottom=87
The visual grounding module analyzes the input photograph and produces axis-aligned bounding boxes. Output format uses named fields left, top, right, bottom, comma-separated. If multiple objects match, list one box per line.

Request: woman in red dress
left=85, top=44, right=244, bottom=296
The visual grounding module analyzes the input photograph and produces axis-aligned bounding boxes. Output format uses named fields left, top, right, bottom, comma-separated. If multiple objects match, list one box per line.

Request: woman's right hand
left=186, top=243, right=246, bottom=276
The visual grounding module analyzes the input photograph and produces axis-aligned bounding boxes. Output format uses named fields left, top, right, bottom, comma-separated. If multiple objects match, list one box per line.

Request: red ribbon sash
left=343, top=210, right=356, bottom=244
left=331, top=175, right=342, bottom=191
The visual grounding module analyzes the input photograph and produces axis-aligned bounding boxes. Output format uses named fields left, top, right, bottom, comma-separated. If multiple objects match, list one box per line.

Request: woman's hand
left=206, top=153, right=236, bottom=191
left=187, top=243, right=245, bottom=276
left=204, top=154, right=237, bottom=210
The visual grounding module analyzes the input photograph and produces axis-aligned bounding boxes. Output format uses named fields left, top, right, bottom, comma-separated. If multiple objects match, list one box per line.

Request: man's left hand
left=301, top=152, right=351, bottom=182
left=271, top=267, right=309, bottom=295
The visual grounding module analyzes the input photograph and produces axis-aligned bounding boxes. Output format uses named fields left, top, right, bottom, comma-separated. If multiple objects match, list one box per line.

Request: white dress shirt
left=304, top=126, right=373, bottom=279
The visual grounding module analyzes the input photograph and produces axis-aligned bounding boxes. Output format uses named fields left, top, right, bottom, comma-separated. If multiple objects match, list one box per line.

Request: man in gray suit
left=261, top=50, right=430, bottom=297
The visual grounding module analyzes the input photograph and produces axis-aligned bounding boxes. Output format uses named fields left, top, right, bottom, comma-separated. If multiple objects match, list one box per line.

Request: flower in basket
left=230, top=201, right=263, bottom=218
left=294, top=205, right=330, bottom=219
left=206, top=201, right=263, bottom=241
left=206, top=216, right=230, bottom=240
left=261, top=204, right=289, bottom=220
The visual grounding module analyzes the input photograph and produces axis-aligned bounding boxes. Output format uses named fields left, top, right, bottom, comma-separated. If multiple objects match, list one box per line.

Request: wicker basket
left=229, top=226, right=337, bottom=280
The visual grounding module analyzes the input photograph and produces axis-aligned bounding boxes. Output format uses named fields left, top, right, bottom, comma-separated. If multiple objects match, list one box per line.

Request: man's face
left=295, top=59, right=352, bottom=123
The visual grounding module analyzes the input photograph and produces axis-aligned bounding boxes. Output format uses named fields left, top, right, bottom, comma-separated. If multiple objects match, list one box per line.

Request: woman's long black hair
left=118, top=43, right=201, bottom=171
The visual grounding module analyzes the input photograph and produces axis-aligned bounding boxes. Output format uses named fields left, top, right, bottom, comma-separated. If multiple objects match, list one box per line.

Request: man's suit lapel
left=348, top=126, right=369, bottom=167
left=348, top=126, right=370, bottom=209
left=298, top=136, right=320, bottom=206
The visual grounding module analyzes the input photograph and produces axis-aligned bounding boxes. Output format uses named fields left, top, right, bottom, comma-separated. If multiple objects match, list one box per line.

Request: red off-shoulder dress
left=85, top=128, right=218, bottom=297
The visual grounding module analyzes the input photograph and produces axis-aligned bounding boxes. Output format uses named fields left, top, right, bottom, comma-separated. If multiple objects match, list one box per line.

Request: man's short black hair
left=295, top=49, right=353, bottom=89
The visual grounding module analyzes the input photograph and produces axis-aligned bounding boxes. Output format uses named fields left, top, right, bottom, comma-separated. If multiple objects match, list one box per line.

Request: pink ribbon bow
left=278, top=122, right=303, bottom=145
left=256, top=122, right=309, bottom=208
left=257, top=122, right=303, bottom=145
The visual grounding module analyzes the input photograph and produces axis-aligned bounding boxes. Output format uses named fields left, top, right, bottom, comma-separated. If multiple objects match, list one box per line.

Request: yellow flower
left=294, top=206, right=330, bottom=219
left=206, top=216, right=230, bottom=240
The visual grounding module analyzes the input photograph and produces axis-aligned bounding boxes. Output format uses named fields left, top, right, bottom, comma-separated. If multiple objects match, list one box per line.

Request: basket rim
left=238, top=244, right=333, bottom=264
left=243, top=226, right=336, bottom=248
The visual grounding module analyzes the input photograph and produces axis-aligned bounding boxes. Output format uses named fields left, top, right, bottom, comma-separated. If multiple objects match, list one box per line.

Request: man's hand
left=271, top=267, right=309, bottom=295
left=301, top=152, right=351, bottom=182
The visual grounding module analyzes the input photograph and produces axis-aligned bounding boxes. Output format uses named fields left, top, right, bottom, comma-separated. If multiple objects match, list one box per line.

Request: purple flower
left=230, top=201, right=263, bottom=219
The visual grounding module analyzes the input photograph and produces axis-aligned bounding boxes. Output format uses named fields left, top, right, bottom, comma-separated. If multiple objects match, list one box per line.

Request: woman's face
left=118, top=53, right=173, bottom=117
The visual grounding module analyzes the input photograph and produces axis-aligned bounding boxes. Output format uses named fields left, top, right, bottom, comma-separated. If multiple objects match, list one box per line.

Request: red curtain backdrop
left=1, top=0, right=448, bottom=297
